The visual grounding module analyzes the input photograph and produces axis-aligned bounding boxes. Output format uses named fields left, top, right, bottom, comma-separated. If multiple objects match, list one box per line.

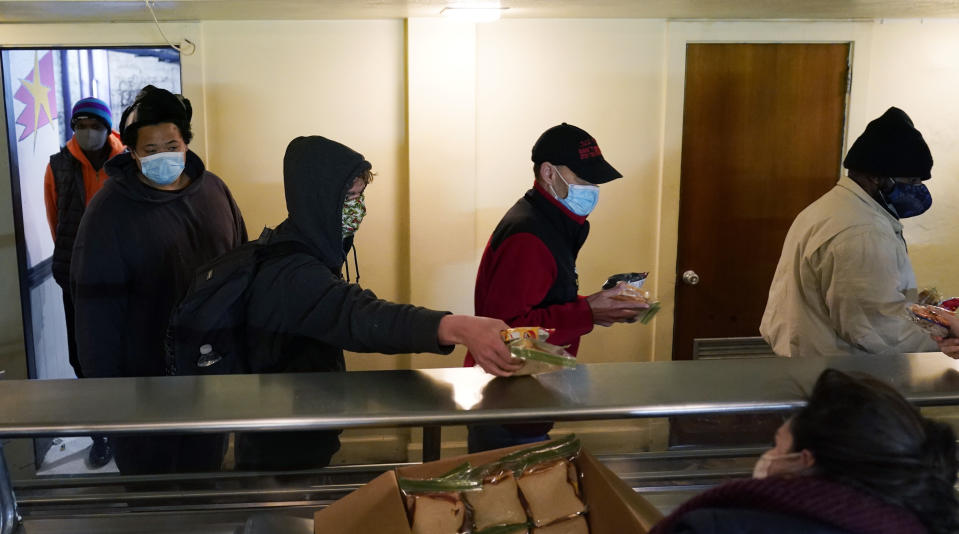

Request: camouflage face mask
left=342, top=195, right=367, bottom=239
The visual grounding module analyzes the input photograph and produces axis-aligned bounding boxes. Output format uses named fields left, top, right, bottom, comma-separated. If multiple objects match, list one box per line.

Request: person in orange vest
left=42, top=97, right=124, bottom=468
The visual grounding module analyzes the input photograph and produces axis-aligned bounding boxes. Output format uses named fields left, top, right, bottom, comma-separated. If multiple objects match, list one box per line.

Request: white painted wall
left=3, top=18, right=959, bottom=371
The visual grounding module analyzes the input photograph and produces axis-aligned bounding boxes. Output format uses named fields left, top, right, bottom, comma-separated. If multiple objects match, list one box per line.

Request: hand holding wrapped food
left=598, top=273, right=662, bottom=325
left=908, top=304, right=954, bottom=338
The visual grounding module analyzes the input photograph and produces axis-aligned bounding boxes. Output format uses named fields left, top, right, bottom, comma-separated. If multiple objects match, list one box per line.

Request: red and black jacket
left=465, top=183, right=594, bottom=366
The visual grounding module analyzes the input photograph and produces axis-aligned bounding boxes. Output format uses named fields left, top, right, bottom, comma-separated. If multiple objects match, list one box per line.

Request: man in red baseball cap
left=465, top=123, right=647, bottom=452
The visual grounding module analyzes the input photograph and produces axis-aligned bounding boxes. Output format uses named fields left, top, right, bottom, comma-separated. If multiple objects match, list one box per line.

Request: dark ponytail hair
left=791, top=369, right=959, bottom=534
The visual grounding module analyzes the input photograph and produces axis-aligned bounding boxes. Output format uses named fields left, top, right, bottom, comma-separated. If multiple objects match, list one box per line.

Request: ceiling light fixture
left=441, top=5, right=508, bottom=23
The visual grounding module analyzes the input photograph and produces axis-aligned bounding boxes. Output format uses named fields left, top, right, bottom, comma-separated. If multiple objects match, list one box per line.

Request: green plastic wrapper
left=507, top=338, right=577, bottom=375
left=398, top=462, right=480, bottom=493
left=639, top=302, right=661, bottom=325
left=475, top=435, right=582, bottom=479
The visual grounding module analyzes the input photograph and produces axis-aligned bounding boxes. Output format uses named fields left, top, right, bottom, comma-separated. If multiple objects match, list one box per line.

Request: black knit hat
left=531, top=123, right=622, bottom=184
left=843, top=107, right=932, bottom=180
left=119, top=85, right=193, bottom=145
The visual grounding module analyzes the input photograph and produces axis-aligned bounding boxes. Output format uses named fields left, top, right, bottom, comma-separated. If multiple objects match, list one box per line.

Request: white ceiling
left=2, top=0, right=959, bottom=23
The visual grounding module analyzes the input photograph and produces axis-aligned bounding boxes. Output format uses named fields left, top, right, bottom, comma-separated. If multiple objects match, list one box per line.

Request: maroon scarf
left=650, top=476, right=926, bottom=534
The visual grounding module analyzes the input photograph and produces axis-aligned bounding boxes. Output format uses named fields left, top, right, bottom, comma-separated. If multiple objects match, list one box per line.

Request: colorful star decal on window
left=14, top=51, right=58, bottom=142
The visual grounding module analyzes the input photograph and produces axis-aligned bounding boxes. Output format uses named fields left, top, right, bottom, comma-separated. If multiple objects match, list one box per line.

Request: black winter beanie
left=119, top=85, right=193, bottom=145
left=843, top=107, right=932, bottom=180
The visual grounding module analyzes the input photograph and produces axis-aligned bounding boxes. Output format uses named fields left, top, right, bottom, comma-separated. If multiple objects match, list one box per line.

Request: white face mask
left=752, top=450, right=803, bottom=479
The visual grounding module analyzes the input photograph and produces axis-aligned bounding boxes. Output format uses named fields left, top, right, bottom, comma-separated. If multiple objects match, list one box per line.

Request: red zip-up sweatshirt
left=465, top=183, right=594, bottom=366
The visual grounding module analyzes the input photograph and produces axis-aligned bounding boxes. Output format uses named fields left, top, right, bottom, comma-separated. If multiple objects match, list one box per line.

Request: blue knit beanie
left=71, top=97, right=112, bottom=129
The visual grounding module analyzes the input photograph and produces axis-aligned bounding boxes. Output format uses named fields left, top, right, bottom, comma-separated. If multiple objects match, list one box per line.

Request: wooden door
left=673, top=43, right=850, bottom=361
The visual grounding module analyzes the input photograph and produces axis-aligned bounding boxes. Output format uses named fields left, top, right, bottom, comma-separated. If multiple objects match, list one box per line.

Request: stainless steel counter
left=0, top=353, right=957, bottom=437
left=2, top=353, right=958, bottom=533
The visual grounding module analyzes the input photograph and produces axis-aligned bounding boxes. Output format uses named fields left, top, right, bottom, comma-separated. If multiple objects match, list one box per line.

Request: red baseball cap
left=531, top=123, right=622, bottom=184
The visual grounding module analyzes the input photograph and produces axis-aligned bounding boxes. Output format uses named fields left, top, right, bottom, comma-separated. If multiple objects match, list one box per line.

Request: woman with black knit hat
left=71, top=85, right=247, bottom=474
left=651, top=369, right=959, bottom=534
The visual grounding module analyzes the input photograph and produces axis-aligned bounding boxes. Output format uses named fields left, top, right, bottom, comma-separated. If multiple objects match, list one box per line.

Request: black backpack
left=165, top=228, right=312, bottom=376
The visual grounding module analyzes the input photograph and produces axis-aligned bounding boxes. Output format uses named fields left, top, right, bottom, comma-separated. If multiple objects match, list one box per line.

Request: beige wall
left=198, top=19, right=412, bottom=371
left=1, top=17, right=958, bottom=369
left=860, top=20, right=959, bottom=293
left=406, top=18, right=479, bottom=369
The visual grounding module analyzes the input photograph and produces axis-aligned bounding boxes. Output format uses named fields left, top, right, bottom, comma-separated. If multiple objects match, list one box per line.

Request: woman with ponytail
left=651, top=369, right=959, bottom=534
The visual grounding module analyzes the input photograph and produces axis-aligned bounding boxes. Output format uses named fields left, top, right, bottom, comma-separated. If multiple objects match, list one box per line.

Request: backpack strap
left=256, top=226, right=274, bottom=244
left=253, top=226, right=316, bottom=263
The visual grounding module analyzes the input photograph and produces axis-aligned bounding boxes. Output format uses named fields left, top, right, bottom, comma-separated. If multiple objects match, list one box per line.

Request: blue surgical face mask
left=138, top=151, right=186, bottom=186
left=550, top=165, right=599, bottom=216
left=882, top=179, right=932, bottom=219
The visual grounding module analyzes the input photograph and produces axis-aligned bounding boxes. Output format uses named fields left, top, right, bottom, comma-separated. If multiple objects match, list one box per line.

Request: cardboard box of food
left=314, top=441, right=663, bottom=534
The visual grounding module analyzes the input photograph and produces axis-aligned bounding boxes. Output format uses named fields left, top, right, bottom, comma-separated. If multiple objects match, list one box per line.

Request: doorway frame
left=651, top=21, right=876, bottom=361
left=0, top=23, right=202, bottom=478
left=0, top=22, right=205, bottom=375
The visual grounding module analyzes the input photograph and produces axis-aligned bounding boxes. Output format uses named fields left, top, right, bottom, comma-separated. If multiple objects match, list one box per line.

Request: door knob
left=682, top=270, right=701, bottom=286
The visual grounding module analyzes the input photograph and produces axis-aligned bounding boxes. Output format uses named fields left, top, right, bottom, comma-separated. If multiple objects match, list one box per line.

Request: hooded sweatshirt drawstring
left=343, top=242, right=360, bottom=284
left=352, top=243, right=360, bottom=284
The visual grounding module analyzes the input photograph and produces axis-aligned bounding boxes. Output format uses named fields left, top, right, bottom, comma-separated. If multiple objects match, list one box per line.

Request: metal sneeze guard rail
left=1, top=353, right=958, bottom=533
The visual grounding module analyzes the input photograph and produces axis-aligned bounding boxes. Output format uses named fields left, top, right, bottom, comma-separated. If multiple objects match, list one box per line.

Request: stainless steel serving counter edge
left=0, top=353, right=957, bottom=437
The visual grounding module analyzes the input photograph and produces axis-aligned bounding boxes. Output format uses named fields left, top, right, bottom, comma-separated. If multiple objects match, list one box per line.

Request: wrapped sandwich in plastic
left=399, top=463, right=479, bottom=534
left=500, top=328, right=577, bottom=376
left=399, top=436, right=590, bottom=534
left=907, top=304, right=954, bottom=338
left=518, top=461, right=586, bottom=527
left=463, top=467, right=530, bottom=533
left=602, top=272, right=648, bottom=291
left=501, top=436, right=588, bottom=529
left=508, top=338, right=577, bottom=375
left=602, top=273, right=661, bottom=325
left=918, top=288, right=943, bottom=306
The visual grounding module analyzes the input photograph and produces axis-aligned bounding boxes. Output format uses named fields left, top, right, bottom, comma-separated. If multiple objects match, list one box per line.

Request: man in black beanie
left=761, top=107, right=937, bottom=357
left=71, top=86, right=247, bottom=474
